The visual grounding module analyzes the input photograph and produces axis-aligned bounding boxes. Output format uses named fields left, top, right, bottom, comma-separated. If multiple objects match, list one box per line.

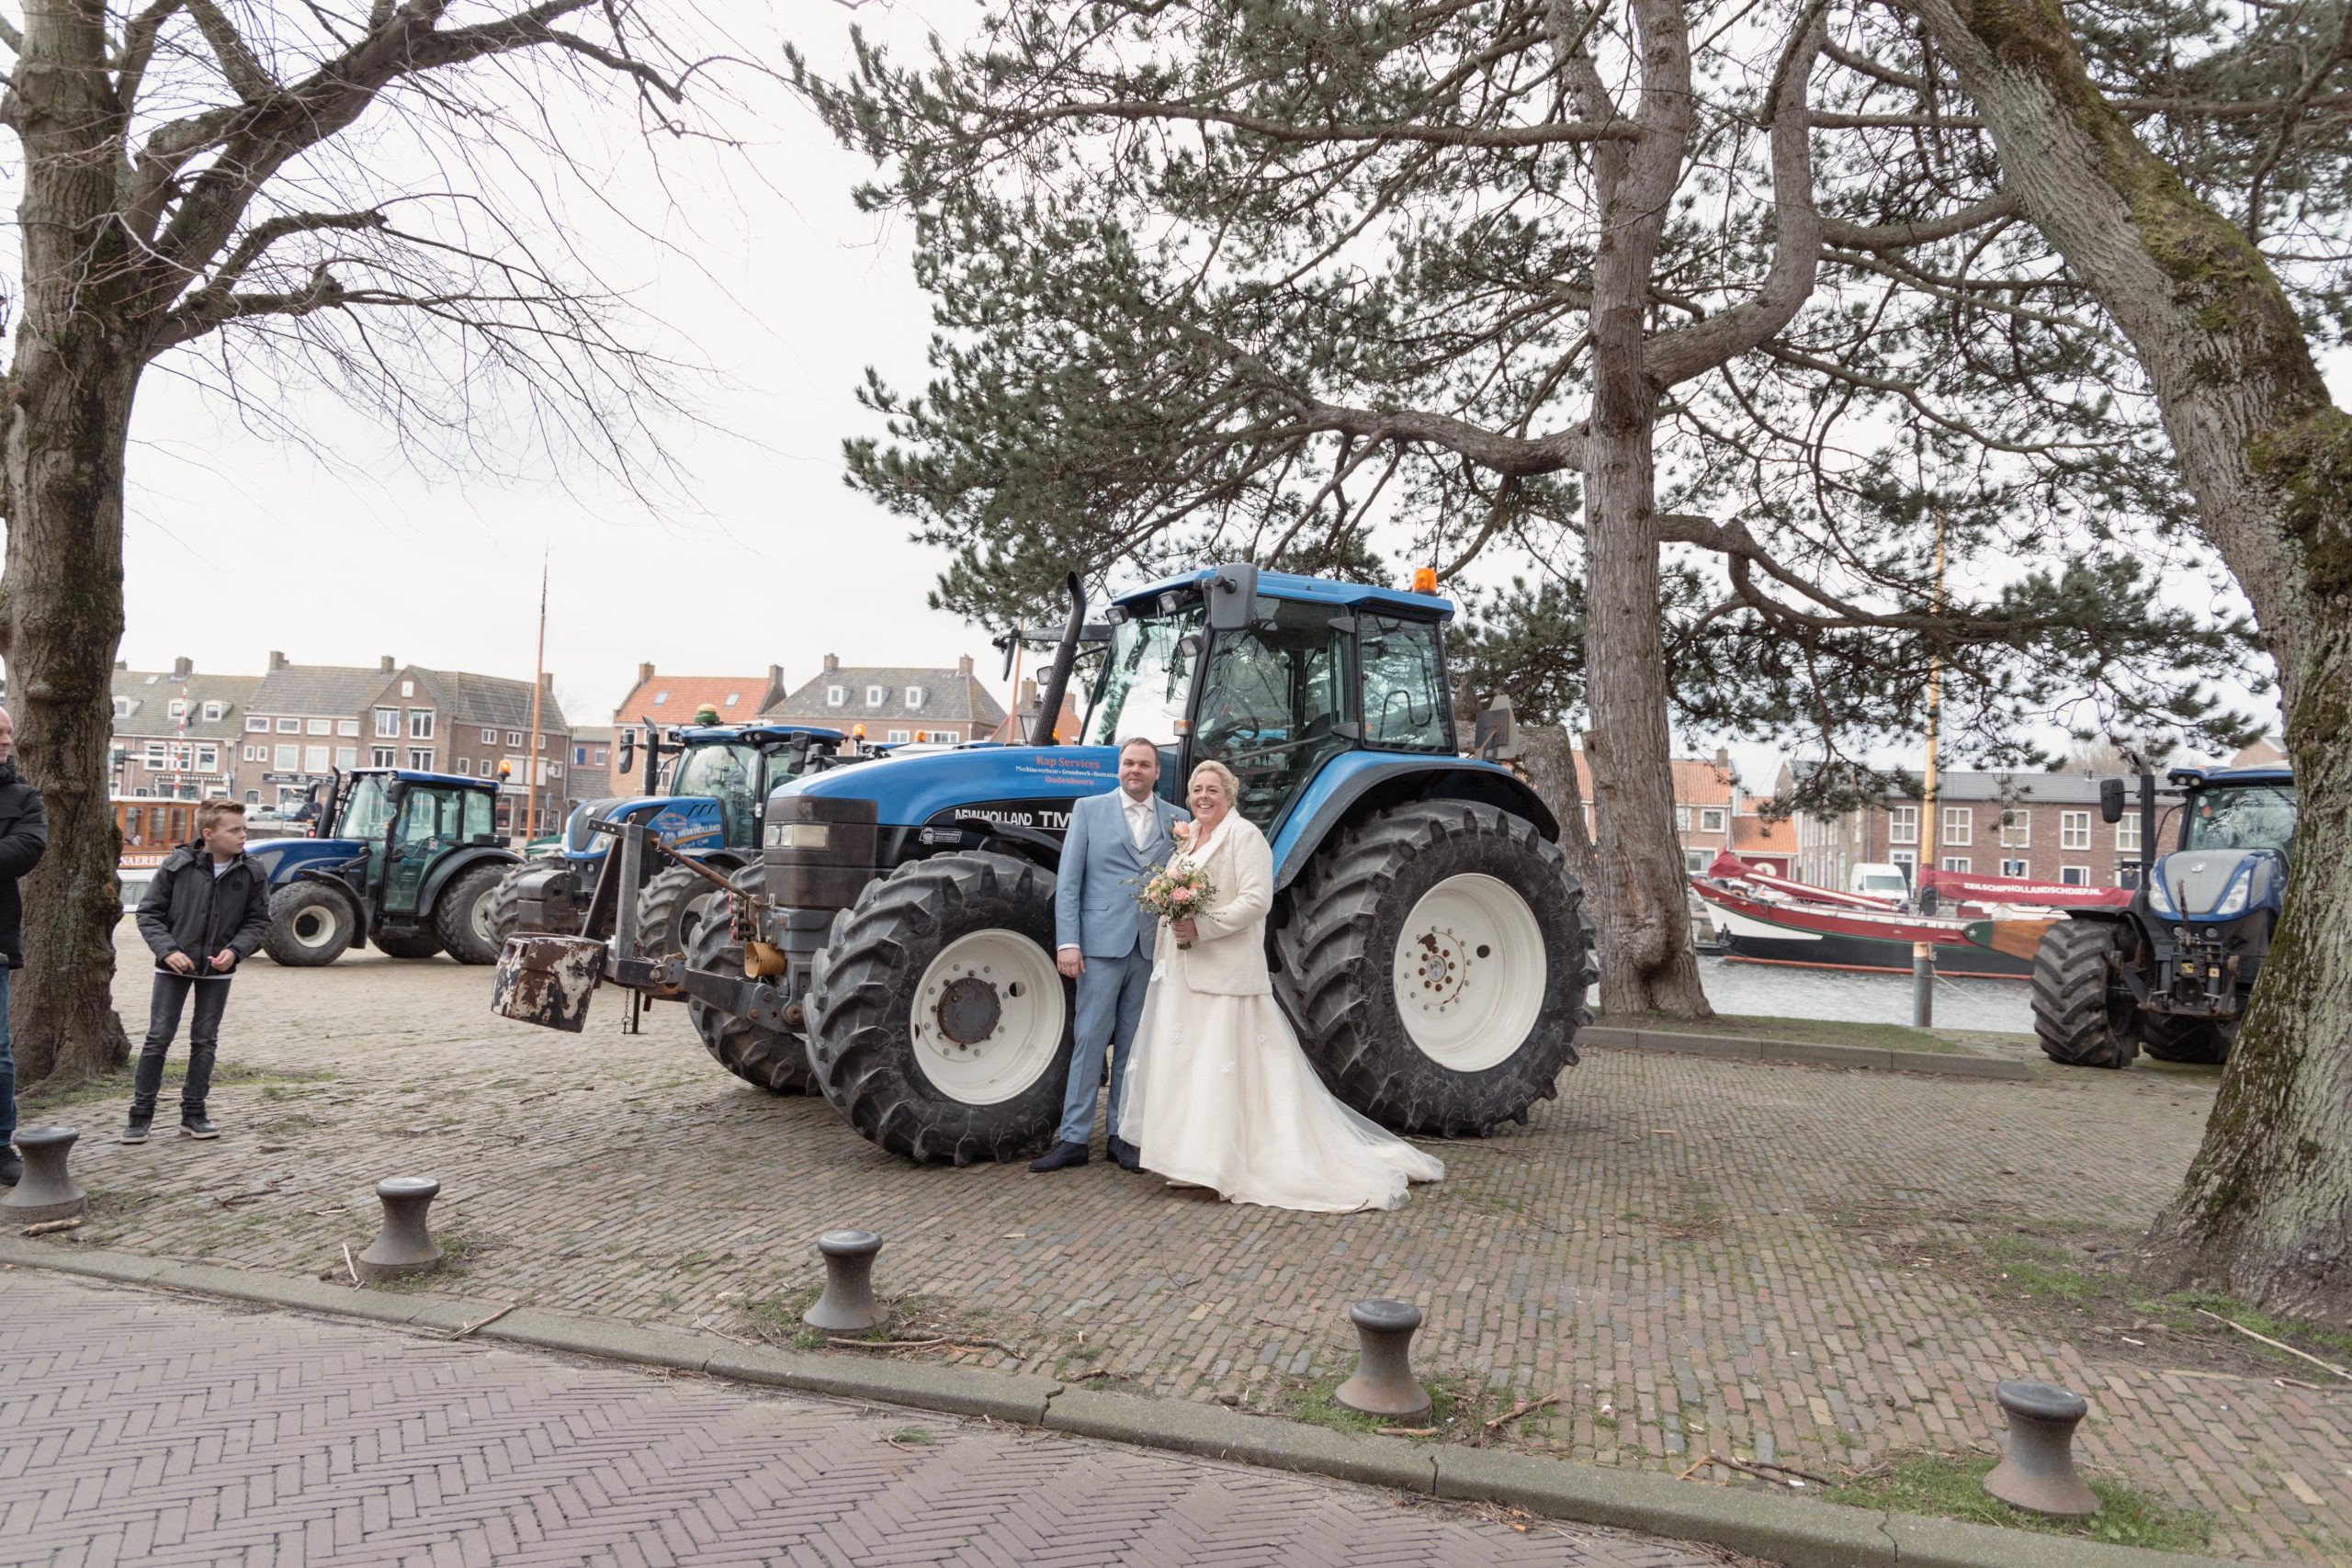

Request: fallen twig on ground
left=828, top=1335, right=1024, bottom=1356
left=447, top=1304, right=515, bottom=1339
left=2195, top=1308, right=2352, bottom=1382
left=1377, top=1425, right=1440, bottom=1437
left=1483, top=1393, right=1560, bottom=1431
left=1719, top=1454, right=1833, bottom=1487
left=342, top=1243, right=359, bottom=1287
left=1675, top=1455, right=1712, bottom=1482
left=21, top=1217, right=81, bottom=1236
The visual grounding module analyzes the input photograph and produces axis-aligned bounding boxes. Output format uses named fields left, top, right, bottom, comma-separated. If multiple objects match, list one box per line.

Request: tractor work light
left=769, top=822, right=832, bottom=852
left=1411, top=566, right=1439, bottom=593
left=2146, top=874, right=2179, bottom=920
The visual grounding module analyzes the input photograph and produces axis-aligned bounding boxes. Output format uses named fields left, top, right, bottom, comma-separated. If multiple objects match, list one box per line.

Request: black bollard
left=1, top=1126, right=85, bottom=1224
left=354, top=1177, right=444, bottom=1282
left=1983, top=1380, right=2100, bottom=1517
left=803, top=1229, right=888, bottom=1334
left=1333, top=1299, right=1431, bottom=1419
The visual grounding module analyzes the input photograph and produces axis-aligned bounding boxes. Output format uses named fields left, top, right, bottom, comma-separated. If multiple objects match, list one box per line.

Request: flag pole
left=526, top=552, right=548, bottom=840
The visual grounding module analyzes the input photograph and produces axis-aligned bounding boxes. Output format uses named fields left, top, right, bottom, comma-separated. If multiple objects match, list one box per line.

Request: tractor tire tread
left=2030, top=920, right=2140, bottom=1068
left=687, top=915, right=816, bottom=1095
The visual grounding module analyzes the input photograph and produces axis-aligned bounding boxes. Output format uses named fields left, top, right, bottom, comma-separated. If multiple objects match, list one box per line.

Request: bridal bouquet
left=1136, top=857, right=1216, bottom=950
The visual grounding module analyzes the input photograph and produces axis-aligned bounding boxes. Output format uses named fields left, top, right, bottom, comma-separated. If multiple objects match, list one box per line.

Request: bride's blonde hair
left=1188, top=759, right=1241, bottom=806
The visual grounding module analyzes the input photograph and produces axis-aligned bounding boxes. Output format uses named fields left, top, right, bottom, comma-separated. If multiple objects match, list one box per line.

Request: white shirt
left=1124, top=792, right=1157, bottom=850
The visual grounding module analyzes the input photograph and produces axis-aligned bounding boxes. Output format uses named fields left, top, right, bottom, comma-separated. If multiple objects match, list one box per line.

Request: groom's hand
left=1057, top=945, right=1084, bottom=978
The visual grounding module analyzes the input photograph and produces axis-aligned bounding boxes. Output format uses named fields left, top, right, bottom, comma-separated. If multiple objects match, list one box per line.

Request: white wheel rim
left=1391, top=873, right=1546, bottom=1072
left=290, top=906, right=339, bottom=949
left=910, top=931, right=1066, bottom=1106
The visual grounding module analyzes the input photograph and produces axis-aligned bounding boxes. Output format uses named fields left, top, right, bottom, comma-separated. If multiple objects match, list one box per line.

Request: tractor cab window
left=1192, top=598, right=1352, bottom=830
left=2184, top=784, right=2296, bottom=854
left=1359, top=615, right=1450, bottom=751
left=335, top=775, right=394, bottom=843
left=462, top=790, right=496, bottom=843
left=673, top=742, right=763, bottom=849
left=1083, top=604, right=1207, bottom=749
left=384, top=786, right=466, bottom=914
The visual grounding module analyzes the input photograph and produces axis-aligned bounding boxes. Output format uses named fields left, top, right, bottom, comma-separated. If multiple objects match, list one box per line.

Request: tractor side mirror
left=2099, top=776, right=2127, bottom=824
left=1473, top=696, right=1520, bottom=761
left=1205, top=561, right=1260, bottom=629
left=617, top=732, right=635, bottom=775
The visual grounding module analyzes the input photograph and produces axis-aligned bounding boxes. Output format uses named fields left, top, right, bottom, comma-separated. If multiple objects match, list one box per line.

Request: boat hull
left=1701, top=890, right=2035, bottom=981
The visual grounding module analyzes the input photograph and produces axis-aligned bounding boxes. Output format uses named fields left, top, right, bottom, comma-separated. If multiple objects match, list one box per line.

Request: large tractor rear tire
left=2139, top=1013, right=2232, bottom=1065
left=2030, top=919, right=2141, bottom=1068
left=686, top=915, right=817, bottom=1094
left=372, top=929, right=445, bottom=960
left=261, top=883, right=357, bottom=967
left=638, top=861, right=738, bottom=964
left=806, top=852, right=1074, bottom=1165
left=486, top=860, right=537, bottom=943
left=1273, top=800, right=1593, bottom=1137
left=434, top=863, right=510, bottom=965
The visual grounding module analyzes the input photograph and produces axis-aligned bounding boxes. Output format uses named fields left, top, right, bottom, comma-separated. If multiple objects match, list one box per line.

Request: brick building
left=1561, top=747, right=1742, bottom=874
left=245, top=654, right=389, bottom=808
left=109, top=659, right=261, bottom=802
left=609, top=664, right=790, bottom=793
left=361, top=665, right=571, bottom=834
left=990, top=678, right=1084, bottom=745
left=568, top=726, right=616, bottom=807
left=1782, top=766, right=2142, bottom=892
left=765, top=655, right=1007, bottom=745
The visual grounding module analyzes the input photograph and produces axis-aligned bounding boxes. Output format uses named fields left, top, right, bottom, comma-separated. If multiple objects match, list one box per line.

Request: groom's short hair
left=1117, top=737, right=1161, bottom=761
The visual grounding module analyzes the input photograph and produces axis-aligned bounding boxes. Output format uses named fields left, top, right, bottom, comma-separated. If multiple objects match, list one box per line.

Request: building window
left=401, top=680, right=414, bottom=697
left=2061, top=810, right=2091, bottom=850
left=371, top=747, right=396, bottom=768
left=244, top=790, right=259, bottom=804
left=725, top=691, right=741, bottom=707
left=305, top=746, right=329, bottom=771
left=506, top=731, right=523, bottom=747
left=1999, top=809, right=2030, bottom=848
left=375, top=707, right=400, bottom=738
left=1941, top=856, right=1971, bottom=874
left=2116, top=815, right=2142, bottom=853
left=652, top=690, right=669, bottom=705
left=203, top=701, right=225, bottom=722
left=114, top=697, right=133, bottom=718
left=246, top=715, right=268, bottom=731
left=906, top=686, right=925, bottom=709
left=1941, top=807, right=1972, bottom=846
left=866, top=685, right=886, bottom=706
left=338, top=718, right=359, bottom=737
left=2117, top=865, right=2142, bottom=889
left=409, top=710, right=435, bottom=739
left=482, top=728, right=498, bottom=744
left=334, top=747, right=356, bottom=767
left=2000, top=858, right=2029, bottom=877
left=826, top=686, right=845, bottom=706
left=594, top=748, right=607, bottom=765
left=1684, top=848, right=1707, bottom=874
left=243, top=745, right=265, bottom=762
left=2061, top=865, right=2090, bottom=886
left=275, top=744, right=298, bottom=769
left=548, top=761, right=562, bottom=777
left=1674, top=806, right=1690, bottom=831
left=1890, top=850, right=1917, bottom=876
left=1699, top=807, right=1725, bottom=834
left=146, top=743, right=168, bottom=768
left=197, top=746, right=218, bottom=770
left=167, top=699, right=187, bottom=718
left=306, top=717, right=331, bottom=735
left=1888, top=806, right=1917, bottom=845
left=888, top=729, right=910, bottom=743
left=277, top=717, right=300, bottom=733
left=574, top=746, right=586, bottom=765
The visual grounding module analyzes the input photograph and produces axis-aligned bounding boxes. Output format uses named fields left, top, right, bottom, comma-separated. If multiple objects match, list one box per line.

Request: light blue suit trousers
left=1056, top=788, right=1184, bottom=1146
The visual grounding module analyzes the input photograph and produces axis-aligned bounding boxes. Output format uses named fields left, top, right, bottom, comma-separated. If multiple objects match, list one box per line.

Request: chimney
left=379, top=655, right=395, bottom=673
left=956, top=654, right=975, bottom=677
left=540, top=671, right=554, bottom=694
left=767, top=663, right=784, bottom=694
left=268, top=650, right=288, bottom=671
left=1021, top=677, right=1039, bottom=710
left=638, top=661, right=654, bottom=688
left=822, top=653, right=839, bottom=675
left=114, top=659, right=128, bottom=671
left=172, top=655, right=193, bottom=678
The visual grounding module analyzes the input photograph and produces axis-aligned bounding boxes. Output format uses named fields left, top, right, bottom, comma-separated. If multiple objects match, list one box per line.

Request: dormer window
left=866, top=685, right=886, bottom=706
left=114, top=697, right=132, bottom=718
left=725, top=692, right=741, bottom=706
left=906, top=686, right=925, bottom=709
left=653, top=690, right=669, bottom=705
left=826, top=686, right=845, bottom=706
left=203, top=701, right=225, bottom=722
left=167, top=699, right=187, bottom=718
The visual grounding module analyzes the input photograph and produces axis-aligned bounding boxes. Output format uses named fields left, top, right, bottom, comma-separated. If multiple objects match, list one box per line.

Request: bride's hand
left=1170, top=917, right=1198, bottom=942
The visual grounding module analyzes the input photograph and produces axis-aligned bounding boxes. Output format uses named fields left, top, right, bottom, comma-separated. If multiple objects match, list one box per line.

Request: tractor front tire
left=434, top=863, right=511, bottom=965
left=638, top=861, right=738, bottom=964
left=2030, top=919, right=2141, bottom=1068
left=372, top=929, right=445, bottom=960
left=2139, top=1013, right=2232, bottom=1065
left=262, top=884, right=357, bottom=967
left=1273, top=800, right=1593, bottom=1137
left=806, top=852, right=1073, bottom=1165
left=686, top=916, right=816, bottom=1094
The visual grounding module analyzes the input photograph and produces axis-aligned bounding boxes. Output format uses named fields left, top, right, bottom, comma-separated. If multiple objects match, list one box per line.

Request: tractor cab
left=1083, top=565, right=1456, bottom=833
left=2135, top=766, right=2295, bottom=935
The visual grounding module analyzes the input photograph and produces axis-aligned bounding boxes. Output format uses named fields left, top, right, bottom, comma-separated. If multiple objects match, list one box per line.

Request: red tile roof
left=1732, top=811, right=1796, bottom=855
left=612, top=675, right=773, bottom=727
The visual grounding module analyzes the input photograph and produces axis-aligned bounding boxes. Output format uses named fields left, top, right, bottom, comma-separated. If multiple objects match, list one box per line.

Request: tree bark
left=1908, top=0, right=2352, bottom=1324
left=0, top=0, right=144, bottom=1087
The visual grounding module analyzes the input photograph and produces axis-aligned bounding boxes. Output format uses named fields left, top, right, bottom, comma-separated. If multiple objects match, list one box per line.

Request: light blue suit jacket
left=1055, top=787, right=1188, bottom=959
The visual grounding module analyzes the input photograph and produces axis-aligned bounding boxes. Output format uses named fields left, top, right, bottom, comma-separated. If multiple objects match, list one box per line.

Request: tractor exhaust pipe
left=1031, top=573, right=1086, bottom=746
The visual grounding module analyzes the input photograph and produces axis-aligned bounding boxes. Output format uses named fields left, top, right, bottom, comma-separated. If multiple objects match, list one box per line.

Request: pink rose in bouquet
left=1136, top=857, right=1215, bottom=948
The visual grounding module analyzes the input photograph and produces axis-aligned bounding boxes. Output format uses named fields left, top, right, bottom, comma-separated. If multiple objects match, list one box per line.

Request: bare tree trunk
left=1520, top=725, right=1600, bottom=896
left=0, top=0, right=141, bottom=1087
left=1910, top=0, right=2352, bottom=1324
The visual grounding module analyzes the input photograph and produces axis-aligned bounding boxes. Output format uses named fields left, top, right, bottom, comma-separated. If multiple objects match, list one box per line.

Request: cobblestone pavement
left=25, top=930, right=2352, bottom=1563
left=0, top=1271, right=1739, bottom=1567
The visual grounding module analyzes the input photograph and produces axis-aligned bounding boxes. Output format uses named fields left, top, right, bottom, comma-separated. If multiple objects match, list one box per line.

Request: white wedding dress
left=1115, top=813, right=1444, bottom=1213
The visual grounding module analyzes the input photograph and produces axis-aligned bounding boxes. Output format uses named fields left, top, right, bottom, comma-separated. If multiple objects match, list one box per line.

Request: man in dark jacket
left=0, top=706, right=51, bottom=1187
left=129, top=799, right=274, bottom=1144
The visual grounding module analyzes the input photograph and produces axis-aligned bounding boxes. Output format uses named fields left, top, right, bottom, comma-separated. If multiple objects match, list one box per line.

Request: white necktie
left=1129, top=800, right=1150, bottom=849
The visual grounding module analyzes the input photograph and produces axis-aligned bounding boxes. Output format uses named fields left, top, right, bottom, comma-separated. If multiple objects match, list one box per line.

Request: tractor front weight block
left=490, top=934, right=607, bottom=1032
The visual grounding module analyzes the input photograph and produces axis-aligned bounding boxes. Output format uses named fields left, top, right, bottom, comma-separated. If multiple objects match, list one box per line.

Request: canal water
left=1665, top=955, right=2034, bottom=1034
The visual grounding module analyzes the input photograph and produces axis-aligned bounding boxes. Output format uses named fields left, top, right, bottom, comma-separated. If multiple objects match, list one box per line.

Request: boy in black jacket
left=129, top=799, right=274, bottom=1143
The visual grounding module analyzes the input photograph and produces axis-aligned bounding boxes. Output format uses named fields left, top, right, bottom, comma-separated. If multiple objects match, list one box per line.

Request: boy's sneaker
left=0, top=1146, right=19, bottom=1187
left=179, top=1115, right=220, bottom=1141
left=121, top=1117, right=153, bottom=1145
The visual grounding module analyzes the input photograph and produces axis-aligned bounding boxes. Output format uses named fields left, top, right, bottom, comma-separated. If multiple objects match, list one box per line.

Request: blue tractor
left=2030, top=764, right=2296, bottom=1067
left=497, top=565, right=1595, bottom=1160
left=490, top=722, right=853, bottom=975
left=253, top=769, right=518, bottom=966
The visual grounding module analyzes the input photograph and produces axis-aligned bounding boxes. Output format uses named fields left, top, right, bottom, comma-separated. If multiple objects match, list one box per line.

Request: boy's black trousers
left=131, top=973, right=230, bottom=1119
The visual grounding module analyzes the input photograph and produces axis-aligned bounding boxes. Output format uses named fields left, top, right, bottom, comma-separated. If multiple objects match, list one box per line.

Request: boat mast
left=1914, top=507, right=1947, bottom=1026
left=526, top=553, right=548, bottom=839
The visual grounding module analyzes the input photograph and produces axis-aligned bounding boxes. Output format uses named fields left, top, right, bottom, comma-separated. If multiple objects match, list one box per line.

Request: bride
left=1116, top=760, right=1444, bottom=1213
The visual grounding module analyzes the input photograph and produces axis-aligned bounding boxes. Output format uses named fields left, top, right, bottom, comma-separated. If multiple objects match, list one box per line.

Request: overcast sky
left=70, top=0, right=2297, bottom=793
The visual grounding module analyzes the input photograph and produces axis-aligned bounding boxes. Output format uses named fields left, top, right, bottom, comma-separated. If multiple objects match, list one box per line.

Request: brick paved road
left=24, top=930, right=2350, bottom=1562
left=0, top=1272, right=1737, bottom=1567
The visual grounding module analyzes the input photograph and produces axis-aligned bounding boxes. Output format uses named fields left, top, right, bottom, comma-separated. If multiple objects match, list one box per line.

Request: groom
left=1035, top=738, right=1187, bottom=1174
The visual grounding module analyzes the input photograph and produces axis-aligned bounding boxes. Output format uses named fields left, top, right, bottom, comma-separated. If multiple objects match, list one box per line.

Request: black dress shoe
left=1107, top=1136, right=1143, bottom=1173
left=180, top=1114, right=220, bottom=1141
left=0, top=1147, right=19, bottom=1187
left=1027, top=1141, right=1090, bottom=1173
